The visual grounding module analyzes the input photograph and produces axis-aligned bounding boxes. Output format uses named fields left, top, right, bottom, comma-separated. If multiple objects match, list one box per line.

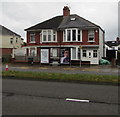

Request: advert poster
left=41, top=49, right=49, bottom=63
left=60, top=48, right=70, bottom=64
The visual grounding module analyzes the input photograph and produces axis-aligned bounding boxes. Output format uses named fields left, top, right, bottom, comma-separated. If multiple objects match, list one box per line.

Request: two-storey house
left=24, top=6, right=105, bottom=65
left=0, top=25, right=24, bottom=62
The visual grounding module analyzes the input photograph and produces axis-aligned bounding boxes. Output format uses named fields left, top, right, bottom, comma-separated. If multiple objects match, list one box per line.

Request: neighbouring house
left=105, top=37, right=120, bottom=64
left=23, top=6, right=105, bottom=65
left=0, top=25, right=24, bottom=62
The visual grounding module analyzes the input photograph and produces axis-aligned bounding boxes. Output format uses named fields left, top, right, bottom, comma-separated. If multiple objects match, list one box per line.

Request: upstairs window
left=10, top=38, right=13, bottom=44
left=30, top=33, right=35, bottom=42
left=67, top=30, right=71, bottom=41
left=42, top=30, right=57, bottom=42
left=64, top=29, right=82, bottom=42
left=88, top=30, right=94, bottom=42
left=16, top=38, right=18, bottom=43
left=43, top=31, right=47, bottom=41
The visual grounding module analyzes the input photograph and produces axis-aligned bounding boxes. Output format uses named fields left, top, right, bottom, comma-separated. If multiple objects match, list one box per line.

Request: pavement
left=1, top=63, right=119, bottom=76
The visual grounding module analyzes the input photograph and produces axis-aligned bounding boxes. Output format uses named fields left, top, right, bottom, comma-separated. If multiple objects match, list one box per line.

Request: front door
left=87, top=50, right=92, bottom=58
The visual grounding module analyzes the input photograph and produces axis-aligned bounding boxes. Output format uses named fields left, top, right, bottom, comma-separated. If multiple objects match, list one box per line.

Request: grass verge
left=2, top=70, right=119, bottom=85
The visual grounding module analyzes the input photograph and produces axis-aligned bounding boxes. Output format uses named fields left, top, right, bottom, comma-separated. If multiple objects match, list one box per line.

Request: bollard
left=5, top=64, right=8, bottom=71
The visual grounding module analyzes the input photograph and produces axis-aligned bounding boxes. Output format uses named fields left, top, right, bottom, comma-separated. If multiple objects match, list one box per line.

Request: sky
left=0, top=0, right=119, bottom=42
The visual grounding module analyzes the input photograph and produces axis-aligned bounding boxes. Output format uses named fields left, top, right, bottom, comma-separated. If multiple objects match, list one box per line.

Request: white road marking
left=66, top=98, right=90, bottom=103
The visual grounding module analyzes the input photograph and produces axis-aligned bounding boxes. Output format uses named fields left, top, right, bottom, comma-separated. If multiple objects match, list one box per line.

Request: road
left=2, top=78, right=119, bottom=115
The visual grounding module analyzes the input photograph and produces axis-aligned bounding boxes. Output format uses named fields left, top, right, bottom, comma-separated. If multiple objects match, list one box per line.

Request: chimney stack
left=116, top=37, right=120, bottom=42
left=63, top=6, right=70, bottom=16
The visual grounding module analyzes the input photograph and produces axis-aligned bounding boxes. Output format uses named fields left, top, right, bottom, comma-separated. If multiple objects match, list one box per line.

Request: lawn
left=2, top=70, right=119, bottom=85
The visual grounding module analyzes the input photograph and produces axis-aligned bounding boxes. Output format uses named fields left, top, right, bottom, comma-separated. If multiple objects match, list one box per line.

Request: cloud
left=0, top=1, right=118, bottom=41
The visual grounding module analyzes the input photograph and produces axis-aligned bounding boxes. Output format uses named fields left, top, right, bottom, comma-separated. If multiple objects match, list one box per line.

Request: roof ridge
left=0, top=24, right=21, bottom=36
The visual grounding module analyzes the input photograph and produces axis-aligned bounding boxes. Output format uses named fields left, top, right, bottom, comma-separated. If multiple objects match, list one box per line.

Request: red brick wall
left=82, top=30, right=99, bottom=45
left=35, top=32, right=40, bottom=44
left=1, top=48, right=13, bottom=55
left=27, top=32, right=30, bottom=44
left=26, top=29, right=99, bottom=46
left=37, top=47, right=40, bottom=56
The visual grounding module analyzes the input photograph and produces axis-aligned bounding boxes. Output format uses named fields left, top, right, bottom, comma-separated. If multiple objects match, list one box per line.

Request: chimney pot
left=63, top=6, right=70, bottom=16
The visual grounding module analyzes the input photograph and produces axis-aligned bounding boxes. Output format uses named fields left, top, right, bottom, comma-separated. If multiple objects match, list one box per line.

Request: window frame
left=82, top=50, right=87, bottom=58
left=30, top=33, right=35, bottom=43
left=93, top=50, right=98, bottom=58
left=64, top=28, right=82, bottom=42
left=10, top=38, right=13, bottom=44
left=88, top=30, right=95, bottom=42
left=42, top=30, right=57, bottom=42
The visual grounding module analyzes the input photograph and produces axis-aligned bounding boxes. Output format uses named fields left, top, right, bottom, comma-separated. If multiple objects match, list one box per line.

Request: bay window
left=67, top=30, right=71, bottom=41
left=42, top=30, right=57, bottom=42
left=64, top=29, right=82, bottom=42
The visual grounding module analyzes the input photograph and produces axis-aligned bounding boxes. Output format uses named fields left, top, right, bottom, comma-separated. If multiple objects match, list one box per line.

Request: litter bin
left=28, top=57, right=33, bottom=65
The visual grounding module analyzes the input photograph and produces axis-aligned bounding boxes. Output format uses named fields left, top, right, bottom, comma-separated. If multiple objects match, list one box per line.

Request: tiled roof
left=105, top=41, right=120, bottom=47
left=0, top=25, right=21, bottom=37
left=25, top=16, right=63, bottom=31
left=25, top=14, right=102, bottom=31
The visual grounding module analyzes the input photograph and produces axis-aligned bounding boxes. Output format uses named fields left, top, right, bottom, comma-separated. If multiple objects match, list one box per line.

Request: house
left=0, top=25, right=24, bottom=62
left=105, top=37, right=120, bottom=63
left=24, top=6, right=105, bottom=65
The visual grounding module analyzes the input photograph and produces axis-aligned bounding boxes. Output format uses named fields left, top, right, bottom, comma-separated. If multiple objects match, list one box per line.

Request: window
left=82, top=50, right=86, bottom=57
left=53, top=31, right=56, bottom=41
left=30, top=33, right=35, bottom=42
left=16, top=38, right=18, bottom=43
left=63, top=30, right=66, bottom=42
left=43, top=31, right=47, bottom=41
left=88, top=30, right=94, bottom=42
left=67, top=30, right=71, bottom=41
left=42, top=30, right=57, bottom=42
left=64, top=29, right=81, bottom=42
left=72, top=30, right=76, bottom=41
left=72, top=48, right=76, bottom=59
left=10, top=38, right=13, bottom=44
left=48, top=30, right=51, bottom=41
left=93, top=50, right=97, bottom=57
left=30, top=48, right=35, bottom=56
left=78, top=30, right=81, bottom=41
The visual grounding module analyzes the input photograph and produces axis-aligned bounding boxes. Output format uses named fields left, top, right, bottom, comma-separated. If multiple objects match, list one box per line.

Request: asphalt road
left=2, top=78, right=119, bottom=115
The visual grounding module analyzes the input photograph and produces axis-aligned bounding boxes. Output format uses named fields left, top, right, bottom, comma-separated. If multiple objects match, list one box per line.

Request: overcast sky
left=0, top=0, right=119, bottom=42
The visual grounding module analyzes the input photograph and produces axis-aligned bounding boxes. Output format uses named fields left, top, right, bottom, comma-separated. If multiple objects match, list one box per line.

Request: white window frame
left=42, top=30, right=57, bottom=42
left=93, top=50, right=98, bottom=58
left=30, top=33, right=35, bottom=43
left=88, top=30, right=95, bottom=42
left=82, top=50, right=87, bottom=58
left=63, top=28, right=82, bottom=42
